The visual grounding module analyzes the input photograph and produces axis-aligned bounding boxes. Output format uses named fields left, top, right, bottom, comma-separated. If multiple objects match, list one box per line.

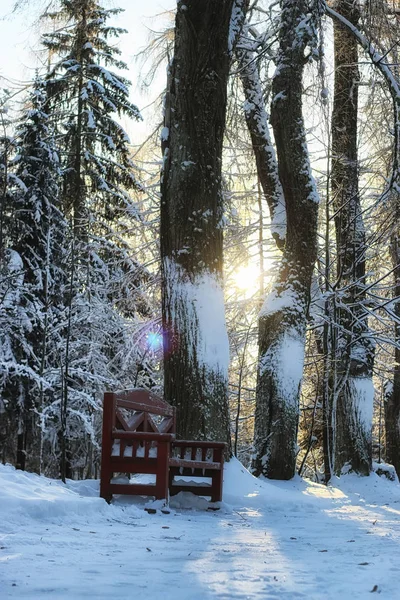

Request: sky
left=0, top=0, right=175, bottom=142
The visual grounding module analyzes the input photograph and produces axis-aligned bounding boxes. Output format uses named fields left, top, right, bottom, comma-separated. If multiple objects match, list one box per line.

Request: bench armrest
left=172, top=440, right=226, bottom=449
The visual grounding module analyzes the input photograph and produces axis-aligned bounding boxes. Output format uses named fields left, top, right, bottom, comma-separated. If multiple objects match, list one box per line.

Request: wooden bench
left=100, top=389, right=226, bottom=503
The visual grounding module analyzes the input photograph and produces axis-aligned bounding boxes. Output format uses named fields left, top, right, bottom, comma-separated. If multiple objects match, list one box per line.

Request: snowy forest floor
left=1, top=460, right=400, bottom=599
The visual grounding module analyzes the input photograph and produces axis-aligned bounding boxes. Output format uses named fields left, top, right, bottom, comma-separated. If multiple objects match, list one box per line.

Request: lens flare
left=146, top=331, right=163, bottom=352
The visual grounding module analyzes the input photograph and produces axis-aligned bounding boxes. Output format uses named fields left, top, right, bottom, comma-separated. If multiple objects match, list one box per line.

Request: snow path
left=1, top=460, right=400, bottom=599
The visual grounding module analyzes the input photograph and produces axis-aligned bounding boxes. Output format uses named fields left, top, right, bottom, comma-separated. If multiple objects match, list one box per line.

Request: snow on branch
left=236, top=27, right=286, bottom=247
left=228, top=0, right=249, bottom=56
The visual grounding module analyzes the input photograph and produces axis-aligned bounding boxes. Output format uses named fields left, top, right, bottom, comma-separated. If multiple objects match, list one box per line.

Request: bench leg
left=155, top=441, right=170, bottom=500
left=211, top=470, right=223, bottom=502
left=168, top=468, right=175, bottom=497
left=100, top=467, right=113, bottom=503
left=100, top=392, right=115, bottom=503
left=102, top=492, right=112, bottom=504
left=100, top=484, right=112, bottom=503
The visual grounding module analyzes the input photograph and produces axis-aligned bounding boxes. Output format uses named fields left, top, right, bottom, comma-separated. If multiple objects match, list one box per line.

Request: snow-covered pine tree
left=0, top=92, right=36, bottom=468
left=37, top=1, right=150, bottom=478
left=41, top=0, right=141, bottom=237
left=1, top=78, right=67, bottom=472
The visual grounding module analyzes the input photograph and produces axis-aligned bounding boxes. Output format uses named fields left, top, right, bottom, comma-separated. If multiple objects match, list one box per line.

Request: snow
left=1, top=250, right=24, bottom=309
left=184, top=272, right=230, bottom=376
left=2, top=459, right=400, bottom=598
left=8, top=173, right=27, bottom=193
left=259, top=284, right=303, bottom=318
left=259, top=329, right=305, bottom=407
left=165, top=260, right=230, bottom=377
left=348, top=376, right=374, bottom=431
left=228, top=0, right=246, bottom=55
left=111, top=442, right=158, bottom=458
left=181, top=160, right=195, bottom=169
left=86, top=109, right=96, bottom=130
left=160, top=126, right=169, bottom=142
left=373, top=461, right=398, bottom=482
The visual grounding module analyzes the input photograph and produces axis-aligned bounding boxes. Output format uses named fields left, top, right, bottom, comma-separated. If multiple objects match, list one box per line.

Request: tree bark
left=386, top=211, right=400, bottom=476
left=235, top=31, right=286, bottom=248
left=251, top=0, right=321, bottom=479
left=160, top=0, right=235, bottom=444
left=331, top=0, right=374, bottom=476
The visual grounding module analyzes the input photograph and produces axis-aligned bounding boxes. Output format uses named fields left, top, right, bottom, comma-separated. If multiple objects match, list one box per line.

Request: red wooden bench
left=100, top=389, right=225, bottom=504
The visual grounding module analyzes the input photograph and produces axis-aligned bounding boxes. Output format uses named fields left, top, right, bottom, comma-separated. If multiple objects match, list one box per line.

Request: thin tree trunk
left=160, top=1, right=235, bottom=444
left=70, top=7, right=86, bottom=239
left=16, top=382, right=27, bottom=471
left=251, top=0, right=321, bottom=479
left=236, top=32, right=286, bottom=248
left=38, top=226, right=51, bottom=475
left=61, top=236, right=75, bottom=482
left=386, top=216, right=400, bottom=476
left=321, top=114, right=334, bottom=483
left=331, top=0, right=374, bottom=476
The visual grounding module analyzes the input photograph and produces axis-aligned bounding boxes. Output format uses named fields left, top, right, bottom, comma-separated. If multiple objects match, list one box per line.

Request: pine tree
left=0, top=91, right=31, bottom=467
left=2, top=79, right=67, bottom=471
left=37, top=1, right=148, bottom=477
left=42, top=0, right=141, bottom=237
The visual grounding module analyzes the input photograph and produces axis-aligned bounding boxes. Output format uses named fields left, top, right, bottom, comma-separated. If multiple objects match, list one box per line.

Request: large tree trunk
left=251, top=1, right=321, bottom=479
left=160, top=1, right=235, bottom=444
left=331, top=0, right=374, bottom=476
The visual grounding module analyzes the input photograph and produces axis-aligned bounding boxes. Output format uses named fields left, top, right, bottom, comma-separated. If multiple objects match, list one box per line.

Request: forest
left=1, top=0, right=400, bottom=489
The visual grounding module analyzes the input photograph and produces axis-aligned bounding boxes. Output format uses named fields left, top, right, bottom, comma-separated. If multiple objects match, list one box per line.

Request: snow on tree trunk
left=251, top=0, right=321, bottom=480
left=160, top=0, right=234, bottom=444
left=331, top=0, right=374, bottom=476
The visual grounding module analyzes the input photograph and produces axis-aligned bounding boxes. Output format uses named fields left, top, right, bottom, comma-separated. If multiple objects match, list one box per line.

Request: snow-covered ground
left=1, top=460, right=400, bottom=599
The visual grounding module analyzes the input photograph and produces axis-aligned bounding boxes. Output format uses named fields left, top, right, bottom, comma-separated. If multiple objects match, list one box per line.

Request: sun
left=232, top=263, right=261, bottom=296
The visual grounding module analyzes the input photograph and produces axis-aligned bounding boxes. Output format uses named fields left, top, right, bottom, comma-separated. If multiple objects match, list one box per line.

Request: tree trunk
left=235, top=31, right=286, bottom=247
left=331, top=0, right=374, bottom=476
left=160, top=1, right=235, bottom=444
left=386, top=216, right=400, bottom=476
left=251, top=0, right=321, bottom=479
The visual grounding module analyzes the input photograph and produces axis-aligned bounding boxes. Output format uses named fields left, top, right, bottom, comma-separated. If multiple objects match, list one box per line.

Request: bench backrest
left=104, top=388, right=176, bottom=436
